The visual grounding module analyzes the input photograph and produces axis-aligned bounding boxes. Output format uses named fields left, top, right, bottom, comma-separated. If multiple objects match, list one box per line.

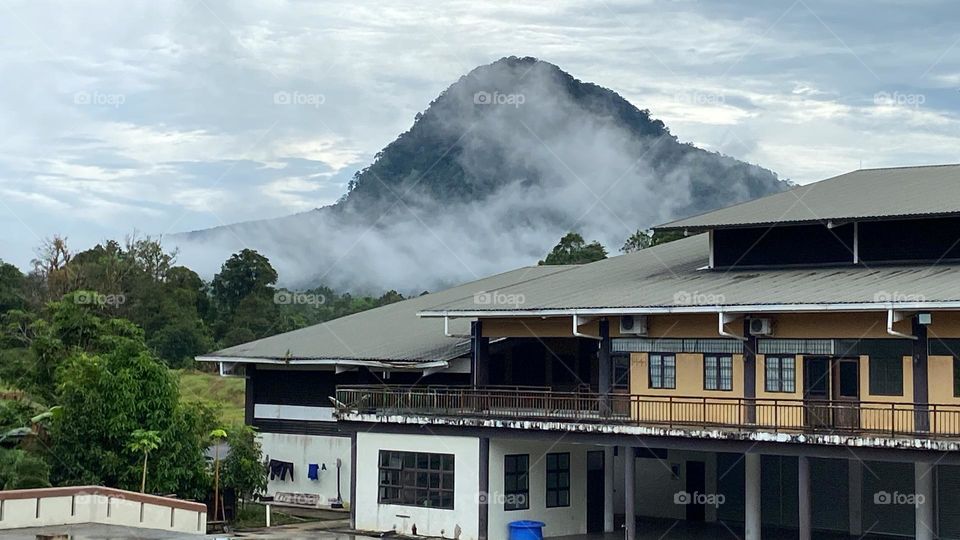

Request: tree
left=0, top=448, right=50, bottom=489
left=539, top=232, right=607, bottom=265
left=48, top=316, right=214, bottom=498
left=0, top=261, right=25, bottom=313
left=221, top=425, right=267, bottom=509
left=621, top=229, right=653, bottom=253
left=210, top=250, right=278, bottom=316
left=127, top=429, right=161, bottom=493
left=651, top=229, right=686, bottom=246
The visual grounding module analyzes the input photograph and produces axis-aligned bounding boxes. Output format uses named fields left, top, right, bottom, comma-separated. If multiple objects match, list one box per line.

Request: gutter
left=886, top=309, right=918, bottom=340
left=418, top=301, right=960, bottom=318
left=194, top=356, right=452, bottom=370
left=572, top=314, right=602, bottom=340
left=718, top=313, right=748, bottom=341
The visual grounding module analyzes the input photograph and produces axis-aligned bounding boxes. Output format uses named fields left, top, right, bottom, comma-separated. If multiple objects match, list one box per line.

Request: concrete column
left=745, top=453, right=761, bottom=540
left=798, top=456, right=811, bottom=540
left=624, top=447, right=636, bottom=540
left=471, top=321, right=490, bottom=387
left=479, top=437, right=490, bottom=540
left=604, top=446, right=615, bottom=533
left=913, top=316, right=930, bottom=432
left=916, top=462, right=935, bottom=540
left=849, top=460, right=862, bottom=536
left=742, top=320, right=757, bottom=423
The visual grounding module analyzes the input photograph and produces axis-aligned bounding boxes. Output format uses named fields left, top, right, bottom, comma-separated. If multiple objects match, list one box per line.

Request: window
left=704, top=355, right=733, bottom=391
left=649, top=354, right=676, bottom=389
left=869, top=357, right=903, bottom=396
left=954, top=357, right=960, bottom=398
left=504, top=454, right=529, bottom=511
left=764, top=356, right=796, bottom=393
left=613, top=354, right=630, bottom=390
left=545, top=453, right=570, bottom=508
left=378, top=450, right=455, bottom=510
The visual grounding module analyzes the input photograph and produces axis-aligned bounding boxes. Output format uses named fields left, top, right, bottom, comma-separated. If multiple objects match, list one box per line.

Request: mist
left=170, top=58, right=785, bottom=294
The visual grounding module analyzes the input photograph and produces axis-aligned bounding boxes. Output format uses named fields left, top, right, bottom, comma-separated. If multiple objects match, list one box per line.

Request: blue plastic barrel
left=508, top=520, right=545, bottom=540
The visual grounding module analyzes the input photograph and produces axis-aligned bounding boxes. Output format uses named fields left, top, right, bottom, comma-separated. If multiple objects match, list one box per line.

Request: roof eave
left=419, top=301, right=960, bottom=318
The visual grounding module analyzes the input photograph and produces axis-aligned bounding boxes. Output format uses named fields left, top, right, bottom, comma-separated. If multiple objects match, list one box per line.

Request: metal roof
left=197, top=265, right=575, bottom=366
left=656, top=164, right=960, bottom=231
left=419, top=234, right=960, bottom=316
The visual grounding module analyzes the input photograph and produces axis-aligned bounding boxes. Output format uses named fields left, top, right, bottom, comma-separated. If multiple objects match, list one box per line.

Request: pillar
left=742, top=319, right=757, bottom=423
left=913, top=316, right=930, bottom=432
left=604, top=446, right=615, bottom=533
left=849, top=460, right=862, bottom=536
left=598, top=319, right=611, bottom=416
left=244, top=364, right=256, bottom=425
left=349, top=432, right=357, bottom=530
left=916, top=462, right=935, bottom=540
left=745, top=453, right=761, bottom=540
left=471, top=321, right=490, bottom=387
left=479, top=437, right=490, bottom=540
left=624, top=446, right=636, bottom=540
left=798, top=456, right=811, bottom=540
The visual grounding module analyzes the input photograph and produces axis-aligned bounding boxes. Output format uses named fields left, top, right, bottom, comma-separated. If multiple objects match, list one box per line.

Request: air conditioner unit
left=619, top=315, right=648, bottom=336
left=749, top=318, right=774, bottom=336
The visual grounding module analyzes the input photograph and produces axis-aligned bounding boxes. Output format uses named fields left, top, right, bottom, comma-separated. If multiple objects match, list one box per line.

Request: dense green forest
left=0, top=234, right=403, bottom=498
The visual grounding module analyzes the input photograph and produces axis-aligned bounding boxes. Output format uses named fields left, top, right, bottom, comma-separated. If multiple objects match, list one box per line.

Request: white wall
left=0, top=491, right=205, bottom=534
left=355, top=432, right=480, bottom=540
left=634, top=449, right=719, bottom=522
left=488, top=439, right=599, bottom=538
left=260, top=432, right=352, bottom=505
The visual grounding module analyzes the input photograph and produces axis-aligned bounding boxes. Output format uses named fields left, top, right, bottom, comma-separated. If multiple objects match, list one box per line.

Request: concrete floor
left=551, top=517, right=898, bottom=540
left=0, top=523, right=200, bottom=540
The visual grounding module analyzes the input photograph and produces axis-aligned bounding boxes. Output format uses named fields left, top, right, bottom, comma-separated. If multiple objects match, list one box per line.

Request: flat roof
left=656, top=164, right=960, bottom=231
left=198, top=265, right=576, bottom=366
left=419, top=234, right=960, bottom=316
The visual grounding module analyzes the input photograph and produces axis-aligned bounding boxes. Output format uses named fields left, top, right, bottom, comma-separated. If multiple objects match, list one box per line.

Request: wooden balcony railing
left=334, top=385, right=960, bottom=439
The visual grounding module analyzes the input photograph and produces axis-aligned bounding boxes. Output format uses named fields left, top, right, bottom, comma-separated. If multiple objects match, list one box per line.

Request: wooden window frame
left=648, top=353, right=677, bottom=389
left=703, top=354, right=733, bottom=391
left=545, top=452, right=570, bottom=508
left=504, top=454, right=529, bottom=511
left=764, top=355, right=796, bottom=393
left=378, top=450, right=455, bottom=510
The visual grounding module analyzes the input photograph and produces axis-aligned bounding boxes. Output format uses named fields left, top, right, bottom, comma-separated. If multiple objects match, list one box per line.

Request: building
left=197, top=266, right=570, bottom=508
left=334, top=165, right=960, bottom=540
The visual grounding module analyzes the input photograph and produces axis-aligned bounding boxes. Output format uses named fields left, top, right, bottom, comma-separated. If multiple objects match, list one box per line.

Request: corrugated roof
left=419, top=234, right=960, bottom=314
left=656, top=164, right=960, bottom=231
left=199, top=265, right=575, bottom=365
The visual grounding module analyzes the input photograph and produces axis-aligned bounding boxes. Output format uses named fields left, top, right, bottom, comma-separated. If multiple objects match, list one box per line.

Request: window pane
left=766, top=357, right=780, bottom=392
left=782, top=357, right=796, bottom=393
left=720, top=356, right=733, bottom=390
left=705, top=356, right=718, bottom=390
left=650, top=354, right=662, bottom=388
left=663, top=355, right=676, bottom=388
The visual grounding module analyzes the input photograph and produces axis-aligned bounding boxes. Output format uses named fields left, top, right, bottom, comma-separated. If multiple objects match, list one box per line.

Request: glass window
left=378, top=450, right=454, bottom=509
left=649, top=354, right=676, bottom=389
left=869, top=357, right=903, bottom=396
left=504, top=454, right=529, bottom=511
left=545, top=453, right=570, bottom=508
left=704, top=355, right=733, bottom=391
left=613, top=354, right=630, bottom=390
left=765, top=356, right=796, bottom=393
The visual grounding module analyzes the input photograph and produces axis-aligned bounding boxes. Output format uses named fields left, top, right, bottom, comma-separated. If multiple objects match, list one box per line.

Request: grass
left=232, top=502, right=307, bottom=529
left=176, top=369, right=246, bottom=425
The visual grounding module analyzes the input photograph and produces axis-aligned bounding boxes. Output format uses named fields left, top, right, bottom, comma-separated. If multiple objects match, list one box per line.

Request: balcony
left=335, top=385, right=960, bottom=440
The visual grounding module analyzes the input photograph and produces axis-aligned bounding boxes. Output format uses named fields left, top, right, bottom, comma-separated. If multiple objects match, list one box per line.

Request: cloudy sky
left=1, top=0, right=959, bottom=272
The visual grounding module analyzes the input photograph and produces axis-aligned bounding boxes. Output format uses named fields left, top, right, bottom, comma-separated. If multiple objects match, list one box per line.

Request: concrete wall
left=260, top=432, right=352, bottom=505
left=633, top=449, right=720, bottom=522
left=0, top=488, right=205, bottom=534
left=355, top=432, right=480, bottom=539
left=487, top=439, right=596, bottom=538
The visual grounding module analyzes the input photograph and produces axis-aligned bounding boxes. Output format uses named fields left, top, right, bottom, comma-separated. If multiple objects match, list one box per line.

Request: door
left=586, top=451, right=605, bottom=533
left=832, top=358, right=860, bottom=429
left=804, top=357, right=832, bottom=428
left=685, top=461, right=707, bottom=522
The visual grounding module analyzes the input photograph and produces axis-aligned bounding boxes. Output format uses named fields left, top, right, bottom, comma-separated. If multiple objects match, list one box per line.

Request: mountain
left=173, top=56, right=788, bottom=292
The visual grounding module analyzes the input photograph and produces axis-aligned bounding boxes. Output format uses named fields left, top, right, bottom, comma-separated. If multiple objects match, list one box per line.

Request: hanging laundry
left=307, top=463, right=320, bottom=480
left=268, top=459, right=294, bottom=481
